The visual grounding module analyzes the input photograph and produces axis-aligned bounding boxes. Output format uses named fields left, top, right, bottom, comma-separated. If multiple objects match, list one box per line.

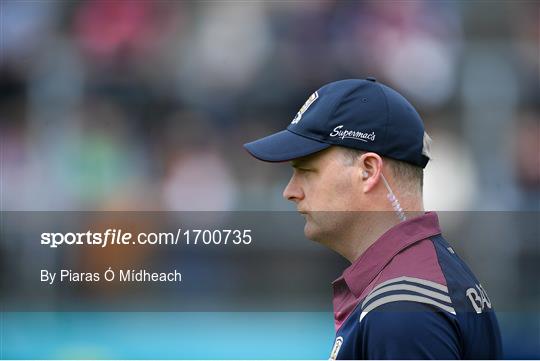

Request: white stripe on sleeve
left=359, top=294, right=457, bottom=323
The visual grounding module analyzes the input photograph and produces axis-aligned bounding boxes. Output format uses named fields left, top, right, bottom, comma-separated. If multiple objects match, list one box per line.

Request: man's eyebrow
left=291, top=160, right=311, bottom=168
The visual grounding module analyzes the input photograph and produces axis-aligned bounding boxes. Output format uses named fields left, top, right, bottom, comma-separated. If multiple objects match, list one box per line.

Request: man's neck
left=341, top=210, right=425, bottom=263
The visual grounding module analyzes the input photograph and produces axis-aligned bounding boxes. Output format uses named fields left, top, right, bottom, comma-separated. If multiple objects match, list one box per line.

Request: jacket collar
left=334, top=212, right=442, bottom=297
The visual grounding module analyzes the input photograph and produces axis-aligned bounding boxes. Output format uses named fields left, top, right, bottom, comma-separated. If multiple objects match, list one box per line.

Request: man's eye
left=292, top=165, right=315, bottom=174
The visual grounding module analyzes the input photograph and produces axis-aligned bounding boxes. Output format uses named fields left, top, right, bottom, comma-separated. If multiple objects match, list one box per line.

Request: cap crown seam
left=374, top=83, right=390, bottom=152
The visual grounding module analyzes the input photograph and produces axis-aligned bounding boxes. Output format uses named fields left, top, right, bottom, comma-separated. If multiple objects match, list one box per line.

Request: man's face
left=282, top=147, right=362, bottom=243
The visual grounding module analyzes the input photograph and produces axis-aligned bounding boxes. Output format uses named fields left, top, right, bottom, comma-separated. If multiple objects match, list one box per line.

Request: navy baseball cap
left=244, top=78, right=432, bottom=168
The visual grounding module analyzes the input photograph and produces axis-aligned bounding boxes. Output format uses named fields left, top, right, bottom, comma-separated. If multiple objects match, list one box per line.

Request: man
left=243, top=78, right=502, bottom=359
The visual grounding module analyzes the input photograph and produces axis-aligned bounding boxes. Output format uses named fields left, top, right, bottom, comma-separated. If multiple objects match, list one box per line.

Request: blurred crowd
left=1, top=0, right=539, bottom=358
left=1, top=0, right=537, bottom=212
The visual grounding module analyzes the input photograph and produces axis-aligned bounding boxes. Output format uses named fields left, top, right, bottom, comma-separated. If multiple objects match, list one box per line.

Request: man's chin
left=303, top=222, right=323, bottom=243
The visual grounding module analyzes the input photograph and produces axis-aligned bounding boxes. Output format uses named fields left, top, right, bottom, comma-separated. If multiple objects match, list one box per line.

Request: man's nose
left=283, top=175, right=304, bottom=202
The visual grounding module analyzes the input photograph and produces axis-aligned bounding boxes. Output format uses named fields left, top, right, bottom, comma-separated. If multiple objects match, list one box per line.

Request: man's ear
left=359, top=152, right=383, bottom=193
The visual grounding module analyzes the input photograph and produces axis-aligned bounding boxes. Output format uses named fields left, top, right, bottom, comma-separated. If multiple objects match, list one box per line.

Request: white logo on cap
left=329, top=125, right=376, bottom=142
left=291, top=91, right=318, bottom=125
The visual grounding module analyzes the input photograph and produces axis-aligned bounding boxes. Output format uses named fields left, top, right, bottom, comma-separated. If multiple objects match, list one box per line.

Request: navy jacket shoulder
left=330, top=234, right=503, bottom=360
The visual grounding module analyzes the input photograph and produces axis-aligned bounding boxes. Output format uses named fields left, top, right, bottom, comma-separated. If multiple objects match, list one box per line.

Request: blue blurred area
left=498, top=313, right=540, bottom=359
left=3, top=312, right=538, bottom=359
left=2, top=312, right=335, bottom=359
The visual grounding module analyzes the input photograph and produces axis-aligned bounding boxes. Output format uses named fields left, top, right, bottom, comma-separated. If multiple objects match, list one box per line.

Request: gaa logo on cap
left=291, top=91, right=319, bottom=124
